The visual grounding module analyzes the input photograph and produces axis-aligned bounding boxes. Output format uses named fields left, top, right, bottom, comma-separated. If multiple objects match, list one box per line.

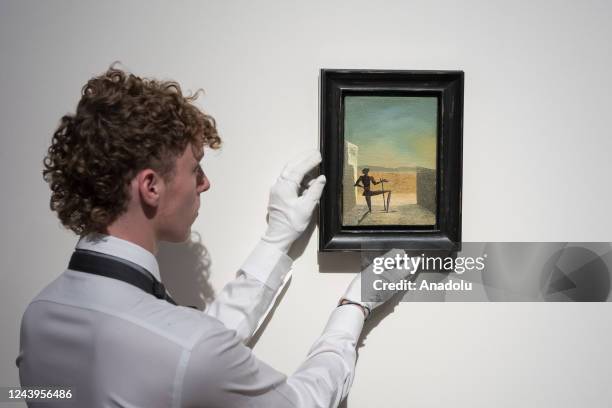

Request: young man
left=17, top=67, right=403, bottom=407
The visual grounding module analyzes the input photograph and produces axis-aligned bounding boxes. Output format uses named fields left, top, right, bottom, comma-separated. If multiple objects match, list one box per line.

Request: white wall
left=2, top=1, right=612, bottom=406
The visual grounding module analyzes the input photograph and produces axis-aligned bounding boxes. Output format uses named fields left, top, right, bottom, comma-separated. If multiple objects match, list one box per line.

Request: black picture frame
left=319, top=69, right=463, bottom=252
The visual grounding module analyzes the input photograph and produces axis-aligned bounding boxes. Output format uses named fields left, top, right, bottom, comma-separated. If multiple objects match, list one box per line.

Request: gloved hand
left=340, top=249, right=408, bottom=319
left=262, top=149, right=326, bottom=253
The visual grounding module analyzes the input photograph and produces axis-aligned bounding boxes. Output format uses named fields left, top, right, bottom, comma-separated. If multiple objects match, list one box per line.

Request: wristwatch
left=337, top=298, right=370, bottom=320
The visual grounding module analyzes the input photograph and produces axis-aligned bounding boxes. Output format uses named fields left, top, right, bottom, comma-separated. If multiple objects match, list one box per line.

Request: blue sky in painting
left=344, top=96, right=437, bottom=169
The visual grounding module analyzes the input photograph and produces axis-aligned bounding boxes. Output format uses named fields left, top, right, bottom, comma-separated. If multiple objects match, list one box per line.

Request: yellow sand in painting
left=367, top=172, right=416, bottom=205
left=344, top=171, right=436, bottom=226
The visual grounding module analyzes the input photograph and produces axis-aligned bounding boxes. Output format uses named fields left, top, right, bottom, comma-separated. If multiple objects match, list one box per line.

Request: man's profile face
left=156, top=143, right=209, bottom=242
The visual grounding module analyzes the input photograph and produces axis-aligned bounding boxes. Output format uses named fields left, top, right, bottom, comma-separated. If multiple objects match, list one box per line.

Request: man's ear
left=136, top=169, right=164, bottom=207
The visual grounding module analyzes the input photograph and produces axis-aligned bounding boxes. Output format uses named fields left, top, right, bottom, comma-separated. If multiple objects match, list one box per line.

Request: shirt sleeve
left=204, top=240, right=293, bottom=344
left=181, top=305, right=365, bottom=408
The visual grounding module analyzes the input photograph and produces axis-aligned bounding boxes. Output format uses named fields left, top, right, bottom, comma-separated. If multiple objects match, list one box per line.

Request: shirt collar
left=76, top=234, right=161, bottom=281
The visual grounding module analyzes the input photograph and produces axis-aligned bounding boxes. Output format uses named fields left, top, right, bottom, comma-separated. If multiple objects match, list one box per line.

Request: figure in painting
left=354, top=168, right=392, bottom=213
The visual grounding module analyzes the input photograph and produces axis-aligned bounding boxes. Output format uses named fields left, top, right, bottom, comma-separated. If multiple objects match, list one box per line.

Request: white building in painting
left=343, top=141, right=359, bottom=213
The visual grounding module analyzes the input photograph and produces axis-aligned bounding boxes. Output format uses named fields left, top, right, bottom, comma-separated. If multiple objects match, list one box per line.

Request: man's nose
left=197, top=172, right=210, bottom=194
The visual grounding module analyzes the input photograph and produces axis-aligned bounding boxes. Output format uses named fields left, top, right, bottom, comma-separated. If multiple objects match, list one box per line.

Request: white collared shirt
left=17, top=234, right=364, bottom=407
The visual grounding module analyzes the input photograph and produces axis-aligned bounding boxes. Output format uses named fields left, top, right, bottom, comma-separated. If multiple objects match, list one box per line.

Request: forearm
left=287, top=306, right=365, bottom=407
left=205, top=240, right=293, bottom=343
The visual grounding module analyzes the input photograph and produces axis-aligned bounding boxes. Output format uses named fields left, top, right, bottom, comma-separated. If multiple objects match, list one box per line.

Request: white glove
left=340, top=249, right=408, bottom=318
left=262, top=149, right=326, bottom=253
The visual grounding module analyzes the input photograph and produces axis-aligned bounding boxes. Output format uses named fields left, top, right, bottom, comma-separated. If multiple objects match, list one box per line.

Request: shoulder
left=24, top=271, right=226, bottom=351
left=129, top=299, right=226, bottom=350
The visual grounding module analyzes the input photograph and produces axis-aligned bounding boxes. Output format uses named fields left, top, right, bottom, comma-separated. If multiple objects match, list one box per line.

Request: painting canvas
left=342, top=96, right=438, bottom=227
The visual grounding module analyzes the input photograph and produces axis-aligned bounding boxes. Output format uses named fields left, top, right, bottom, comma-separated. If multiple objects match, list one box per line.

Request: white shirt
left=17, top=234, right=364, bottom=407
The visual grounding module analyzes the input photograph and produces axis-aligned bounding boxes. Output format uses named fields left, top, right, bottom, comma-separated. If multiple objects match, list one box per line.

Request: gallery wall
left=1, top=1, right=611, bottom=406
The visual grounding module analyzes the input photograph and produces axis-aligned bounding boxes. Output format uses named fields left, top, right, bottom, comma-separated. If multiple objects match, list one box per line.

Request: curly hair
left=43, top=66, right=221, bottom=236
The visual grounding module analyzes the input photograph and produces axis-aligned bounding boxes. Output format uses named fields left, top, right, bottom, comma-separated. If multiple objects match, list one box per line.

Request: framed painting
left=319, top=69, right=463, bottom=252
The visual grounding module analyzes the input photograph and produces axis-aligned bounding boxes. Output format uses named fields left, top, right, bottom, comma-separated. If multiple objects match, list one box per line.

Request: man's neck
left=105, top=222, right=158, bottom=255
